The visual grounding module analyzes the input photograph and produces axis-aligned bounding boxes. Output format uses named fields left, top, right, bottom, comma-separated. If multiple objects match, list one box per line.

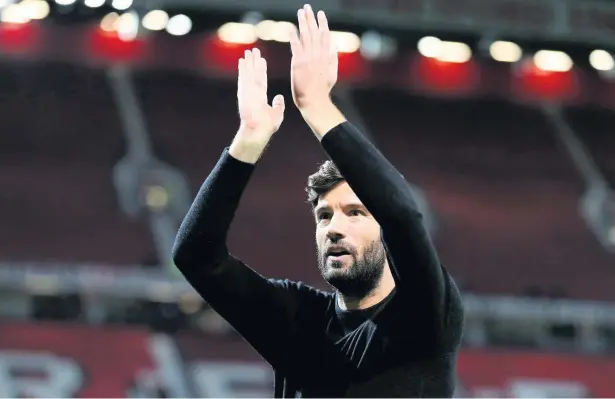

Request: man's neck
left=337, top=266, right=395, bottom=311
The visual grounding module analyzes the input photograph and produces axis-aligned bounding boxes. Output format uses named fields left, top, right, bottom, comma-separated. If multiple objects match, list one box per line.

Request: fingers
left=304, top=5, right=319, bottom=45
left=271, top=94, right=285, bottom=129
left=271, top=94, right=285, bottom=112
left=317, top=10, right=332, bottom=54
left=243, top=49, right=254, bottom=88
left=238, top=48, right=267, bottom=87
left=253, top=48, right=267, bottom=90
left=316, top=10, right=329, bottom=32
left=289, top=25, right=302, bottom=56
left=296, top=5, right=331, bottom=56
left=297, top=8, right=312, bottom=52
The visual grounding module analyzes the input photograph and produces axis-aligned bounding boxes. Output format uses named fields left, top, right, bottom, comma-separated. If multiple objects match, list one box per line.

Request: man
left=172, top=4, right=464, bottom=397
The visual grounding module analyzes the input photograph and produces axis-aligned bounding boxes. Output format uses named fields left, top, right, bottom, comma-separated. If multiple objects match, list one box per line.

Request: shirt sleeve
left=172, top=148, right=329, bottom=369
left=319, top=121, right=462, bottom=346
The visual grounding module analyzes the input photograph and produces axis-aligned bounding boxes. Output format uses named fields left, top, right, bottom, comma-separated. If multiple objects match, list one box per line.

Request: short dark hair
left=306, top=160, right=345, bottom=208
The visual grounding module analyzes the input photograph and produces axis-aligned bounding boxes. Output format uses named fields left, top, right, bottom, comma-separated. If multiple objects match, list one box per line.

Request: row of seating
left=0, top=61, right=155, bottom=266
left=0, top=61, right=612, bottom=300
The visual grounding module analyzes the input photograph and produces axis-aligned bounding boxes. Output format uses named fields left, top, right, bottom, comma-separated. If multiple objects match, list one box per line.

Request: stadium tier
left=563, top=105, right=615, bottom=187
left=0, top=64, right=613, bottom=298
left=135, top=72, right=331, bottom=285
left=134, top=71, right=615, bottom=299
left=0, top=2, right=613, bottom=397
left=0, top=61, right=157, bottom=267
left=353, top=89, right=615, bottom=301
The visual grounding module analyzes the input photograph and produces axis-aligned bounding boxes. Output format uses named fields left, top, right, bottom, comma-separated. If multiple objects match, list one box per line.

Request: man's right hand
left=230, top=48, right=285, bottom=164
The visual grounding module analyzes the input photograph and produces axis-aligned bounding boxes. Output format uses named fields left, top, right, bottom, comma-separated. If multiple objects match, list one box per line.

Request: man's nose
left=326, top=214, right=347, bottom=242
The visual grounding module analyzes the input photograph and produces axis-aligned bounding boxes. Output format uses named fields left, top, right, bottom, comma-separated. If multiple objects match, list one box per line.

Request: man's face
left=314, top=182, right=387, bottom=298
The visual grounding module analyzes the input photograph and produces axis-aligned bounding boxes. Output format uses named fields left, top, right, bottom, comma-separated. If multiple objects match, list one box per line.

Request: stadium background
left=0, top=0, right=614, bottom=396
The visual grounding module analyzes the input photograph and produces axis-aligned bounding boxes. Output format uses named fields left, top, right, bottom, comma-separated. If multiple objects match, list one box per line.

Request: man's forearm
left=172, top=148, right=255, bottom=268
left=172, top=147, right=319, bottom=372
left=317, top=121, right=417, bottom=230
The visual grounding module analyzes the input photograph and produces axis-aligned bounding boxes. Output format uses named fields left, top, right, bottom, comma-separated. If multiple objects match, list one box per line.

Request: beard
left=317, top=239, right=387, bottom=299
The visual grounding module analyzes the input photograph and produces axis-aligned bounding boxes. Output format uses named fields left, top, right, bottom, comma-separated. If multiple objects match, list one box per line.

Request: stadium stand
left=0, top=61, right=157, bottom=266
left=563, top=105, right=615, bottom=186
left=135, top=71, right=331, bottom=285
left=353, top=89, right=615, bottom=301
left=134, top=71, right=615, bottom=298
left=0, top=23, right=614, bottom=399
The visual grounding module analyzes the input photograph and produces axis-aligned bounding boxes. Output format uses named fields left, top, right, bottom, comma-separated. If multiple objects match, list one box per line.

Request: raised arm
left=289, top=5, right=461, bottom=341
left=172, top=48, right=327, bottom=369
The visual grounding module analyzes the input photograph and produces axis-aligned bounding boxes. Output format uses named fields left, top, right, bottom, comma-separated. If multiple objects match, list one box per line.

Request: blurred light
left=609, top=226, right=615, bottom=245
left=54, top=0, right=76, bottom=4
left=533, top=50, right=573, bottom=72
left=589, top=49, right=614, bottom=71
left=360, top=30, right=397, bottom=60
left=217, top=22, right=257, bottom=44
left=331, top=31, right=360, bottom=54
left=99, top=11, right=118, bottom=32
left=255, top=20, right=295, bottom=43
left=116, top=11, right=138, bottom=41
left=417, top=36, right=441, bottom=58
left=142, top=9, right=168, bottom=31
left=255, top=20, right=275, bottom=40
left=516, top=57, right=577, bottom=100
left=337, top=51, right=367, bottom=81
left=0, top=18, right=38, bottom=51
left=90, top=22, right=146, bottom=61
left=111, top=0, right=131, bottom=11
left=20, top=0, right=49, bottom=20
left=0, top=0, right=15, bottom=8
left=240, top=10, right=263, bottom=25
left=489, top=40, right=522, bottom=63
left=25, top=276, right=61, bottom=295
left=146, top=185, right=169, bottom=210
left=272, top=21, right=295, bottom=42
left=418, top=37, right=471, bottom=63
left=0, top=3, right=30, bottom=24
left=415, top=55, right=478, bottom=93
left=148, top=283, right=175, bottom=302
left=166, top=14, right=191, bottom=36
left=178, top=294, right=202, bottom=314
left=438, top=41, right=472, bottom=63
left=360, top=31, right=381, bottom=59
left=84, top=0, right=105, bottom=8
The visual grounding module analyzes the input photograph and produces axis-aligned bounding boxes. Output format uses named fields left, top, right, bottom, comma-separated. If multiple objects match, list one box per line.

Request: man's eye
left=349, top=209, right=363, bottom=217
left=318, top=212, right=331, bottom=220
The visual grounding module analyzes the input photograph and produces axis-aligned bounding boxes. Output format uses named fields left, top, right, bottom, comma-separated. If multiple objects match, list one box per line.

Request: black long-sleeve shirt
left=172, top=121, right=464, bottom=398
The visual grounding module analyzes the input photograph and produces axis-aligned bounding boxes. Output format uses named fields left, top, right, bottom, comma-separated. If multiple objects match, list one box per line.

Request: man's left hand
left=289, top=4, right=338, bottom=111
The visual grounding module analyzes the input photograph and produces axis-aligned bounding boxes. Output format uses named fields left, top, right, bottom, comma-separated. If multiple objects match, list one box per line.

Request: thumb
left=272, top=94, right=285, bottom=112
left=271, top=94, right=285, bottom=123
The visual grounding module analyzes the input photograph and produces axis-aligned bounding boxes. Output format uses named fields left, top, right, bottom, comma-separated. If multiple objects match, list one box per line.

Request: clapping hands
left=230, top=5, right=342, bottom=163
